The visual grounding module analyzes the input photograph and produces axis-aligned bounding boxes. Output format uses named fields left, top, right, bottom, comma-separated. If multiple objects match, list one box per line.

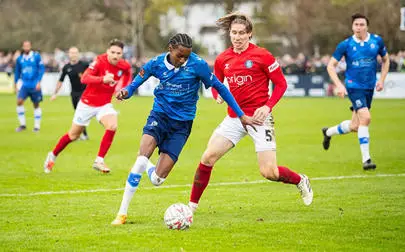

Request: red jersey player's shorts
left=72, top=101, right=117, bottom=126
left=214, top=113, right=276, bottom=152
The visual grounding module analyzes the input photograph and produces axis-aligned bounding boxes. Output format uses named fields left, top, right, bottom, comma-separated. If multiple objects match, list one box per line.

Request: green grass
left=1, top=94, right=404, bottom=251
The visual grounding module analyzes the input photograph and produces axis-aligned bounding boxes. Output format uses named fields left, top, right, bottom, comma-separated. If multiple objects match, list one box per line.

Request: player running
left=322, top=13, right=389, bottom=170
left=51, top=47, right=90, bottom=140
left=186, top=12, right=313, bottom=214
left=111, top=33, right=256, bottom=225
left=43, top=39, right=131, bottom=174
left=14, top=40, right=45, bottom=132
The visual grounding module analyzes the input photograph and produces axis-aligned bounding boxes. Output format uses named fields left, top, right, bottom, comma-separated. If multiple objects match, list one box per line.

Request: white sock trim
left=150, top=170, right=165, bottom=186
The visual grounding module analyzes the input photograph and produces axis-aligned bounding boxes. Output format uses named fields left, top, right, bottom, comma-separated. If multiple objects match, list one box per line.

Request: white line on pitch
left=1, top=173, right=404, bottom=197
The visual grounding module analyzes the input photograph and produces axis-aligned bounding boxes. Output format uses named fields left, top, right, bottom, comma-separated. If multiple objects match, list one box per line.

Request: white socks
left=358, top=126, right=370, bottom=163
left=117, top=156, right=148, bottom=215
left=149, top=170, right=166, bottom=186
left=146, top=159, right=166, bottom=186
left=34, top=108, right=42, bottom=129
left=17, top=105, right=26, bottom=126
left=326, top=120, right=351, bottom=136
left=95, top=156, right=104, bottom=163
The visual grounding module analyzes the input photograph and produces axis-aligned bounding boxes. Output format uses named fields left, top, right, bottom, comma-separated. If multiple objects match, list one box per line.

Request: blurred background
left=0, top=0, right=405, bottom=97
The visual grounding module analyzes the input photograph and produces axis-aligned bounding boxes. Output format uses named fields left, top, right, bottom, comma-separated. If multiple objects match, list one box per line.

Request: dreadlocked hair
left=168, top=33, right=193, bottom=48
left=216, top=12, right=253, bottom=35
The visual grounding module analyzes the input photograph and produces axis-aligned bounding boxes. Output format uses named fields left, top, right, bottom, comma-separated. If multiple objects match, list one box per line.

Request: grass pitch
left=1, top=94, right=404, bottom=251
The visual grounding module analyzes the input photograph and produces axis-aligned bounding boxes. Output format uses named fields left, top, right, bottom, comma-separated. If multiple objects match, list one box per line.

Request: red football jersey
left=213, top=43, right=287, bottom=117
left=80, top=53, right=131, bottom=106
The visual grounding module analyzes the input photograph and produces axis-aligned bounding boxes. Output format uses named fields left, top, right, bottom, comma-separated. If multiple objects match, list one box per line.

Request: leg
left=33, top=102, right=41, bottom=132
left=147, top=117, right=194, bottom=186
left=356, top=107, right=375, bottom=169
left=257, top=150, right=313, bottom=206
left=189, top=133, right=233, bottom=210
left=322, top=114, right=354, bottom=150
left=30, top=89, right=43, bottom=132
left=112, top=134, right=157, bottom=225
left=189, top=116, right=245, bottom=212
left=348, top=88, right=375, bottom=169
left=93, top=106, right=118, bottom=172
left=44, top=123, right=84, bottom=173
left=72, top=93, right=88, bottom=138
left=251, top=113, right=312, bottom=205
left=16, top=88, right=27, bottom=131
left=93, top=114, right=118, bottom=172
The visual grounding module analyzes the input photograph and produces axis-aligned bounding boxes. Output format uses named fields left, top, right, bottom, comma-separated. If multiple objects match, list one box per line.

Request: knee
left=360, top=117, right=371, bottom=126
left=68, top=131, right=81, bottom=140
left=350, top=122, right=359, bottom=132
left=201, top=149, right=219, bottom=167
left=105, top=123, right=117, bottom=131
left=260, top=164, right=278, bottom=181
left=17, top=100, right=24, bottom=106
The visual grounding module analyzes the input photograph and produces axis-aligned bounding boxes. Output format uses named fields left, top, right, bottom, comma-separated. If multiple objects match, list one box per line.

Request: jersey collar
left=164, top=53, right=188, bottom=70
left=352, top=33, right=370, bottom=43
left=22, top=51, right=33, bottom=59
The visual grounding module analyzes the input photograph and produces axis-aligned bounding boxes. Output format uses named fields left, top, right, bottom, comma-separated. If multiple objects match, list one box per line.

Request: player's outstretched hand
left=252, top=105, right=270, bottom=125
left=116, top=89, right=128, bottom=100
left=240, top=115, right=257, bottom=132
left=50, top=94, right=57, bottom=101
left=376, top=81, right=384, bottom=92
left=336, top=84, right=347, bottom=98
left=216, top=95, right=224, bottom=104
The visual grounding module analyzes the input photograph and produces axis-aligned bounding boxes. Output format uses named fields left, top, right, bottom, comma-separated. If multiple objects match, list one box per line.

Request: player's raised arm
left=251, top=53, right=287, bottom=125
left=328, top=41, right=348, bottom=98
left=36, top=53, right=45, bottom=85
left=14, top=57, right=21, bottom=90
left=263, top=53, right=287, bottom=110
left=211, top=58, right=225, bottom=103
left=81, top=60, right=104, bottom=85
left=376, top=38, right=389, bottom=92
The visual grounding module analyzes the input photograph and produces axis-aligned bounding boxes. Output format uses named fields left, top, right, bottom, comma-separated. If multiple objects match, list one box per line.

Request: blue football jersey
left=14, top=51, right=45, bottom=89
left=126, top=52, right=241, bottom=121
left=332, top=33, right=387, bottom=89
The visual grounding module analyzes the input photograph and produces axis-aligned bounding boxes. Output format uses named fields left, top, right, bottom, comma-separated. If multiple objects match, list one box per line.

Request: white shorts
left=72, top=101, right=117, bottom=126
left=214, top=114, right=276, bottom=152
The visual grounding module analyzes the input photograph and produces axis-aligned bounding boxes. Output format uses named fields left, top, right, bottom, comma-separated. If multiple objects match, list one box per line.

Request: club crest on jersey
left=117, top=70, right=123, bottom=77
left=244, top=60, right=253, bottom=68
left=370, top=43, right=375, bottom=49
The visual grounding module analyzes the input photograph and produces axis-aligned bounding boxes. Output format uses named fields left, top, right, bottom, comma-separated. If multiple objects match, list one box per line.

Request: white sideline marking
left=1, top=173, right=404, bottom=197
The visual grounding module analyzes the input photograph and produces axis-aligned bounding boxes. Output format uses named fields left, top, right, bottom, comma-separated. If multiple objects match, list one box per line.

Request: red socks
left=97, top=130, right=116, bottom=158
left=190, top=162, right=213, bottom=204
left=277, top=166, right=301, bottom=185
left=52, top=133, right=73, bottom=156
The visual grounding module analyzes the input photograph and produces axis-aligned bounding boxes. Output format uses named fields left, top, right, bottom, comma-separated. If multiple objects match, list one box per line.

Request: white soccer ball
left=164, top=203, right=193, bottom=230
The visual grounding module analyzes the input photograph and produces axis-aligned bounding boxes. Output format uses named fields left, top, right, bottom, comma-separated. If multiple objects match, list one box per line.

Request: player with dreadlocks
left=111, top=33, right=256, bottom=225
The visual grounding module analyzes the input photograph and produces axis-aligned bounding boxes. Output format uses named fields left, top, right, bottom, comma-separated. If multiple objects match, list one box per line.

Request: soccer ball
left=164, top=203, right=193, bottom=230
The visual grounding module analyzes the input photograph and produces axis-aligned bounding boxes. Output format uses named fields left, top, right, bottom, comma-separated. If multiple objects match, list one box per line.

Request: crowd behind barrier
left=1, top=48, right=405, bottom=99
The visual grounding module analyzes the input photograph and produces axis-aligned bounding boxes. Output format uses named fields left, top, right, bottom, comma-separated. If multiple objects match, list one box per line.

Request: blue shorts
left=143, top=111, right=193, bottom=163
left=18, top=86, right=43, bottom=104
left=347, top=88, right=374, bottom=111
